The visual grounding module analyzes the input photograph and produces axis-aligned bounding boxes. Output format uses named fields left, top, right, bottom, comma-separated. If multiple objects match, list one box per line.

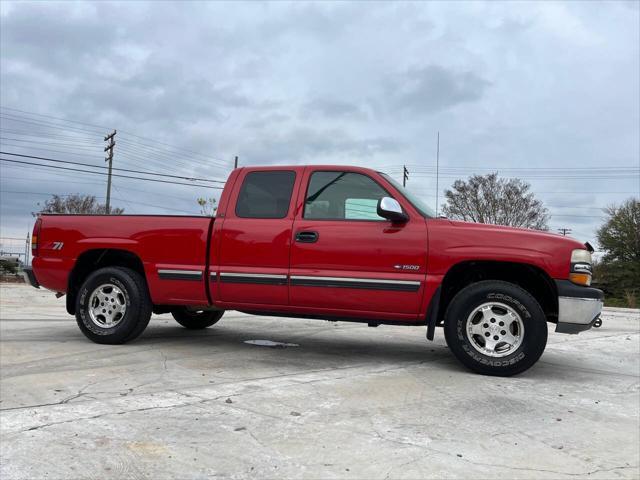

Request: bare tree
left=196, top=197, right=217, bottom=216
left=32, top=194, right=124, bottom=216
left=442, top=173, right=549, bottom=230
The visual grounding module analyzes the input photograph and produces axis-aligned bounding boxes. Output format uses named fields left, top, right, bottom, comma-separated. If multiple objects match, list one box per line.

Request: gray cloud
left=300, top=99, right=366, bottom=119
left=241, top=127, right=403, bottom=165
left=1, top=1, right=638, bottom=245
left=383, top=65, right=491, bottom=115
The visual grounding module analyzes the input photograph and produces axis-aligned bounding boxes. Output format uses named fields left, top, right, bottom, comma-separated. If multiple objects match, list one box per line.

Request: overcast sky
left=1, top=1, right=639, bottom=254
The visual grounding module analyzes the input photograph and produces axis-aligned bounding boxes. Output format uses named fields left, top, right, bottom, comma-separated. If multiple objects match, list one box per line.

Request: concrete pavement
left=1, top=283, right=639, bottom=479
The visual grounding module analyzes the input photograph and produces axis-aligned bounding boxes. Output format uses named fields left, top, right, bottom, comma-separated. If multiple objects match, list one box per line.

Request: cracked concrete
left=1, top=283, right=639, bottom=479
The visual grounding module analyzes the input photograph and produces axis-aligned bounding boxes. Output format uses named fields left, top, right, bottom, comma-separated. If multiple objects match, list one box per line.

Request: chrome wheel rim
left=466, top=302, right=524, bottom=358
left=88, top=283, right=127, bottom=328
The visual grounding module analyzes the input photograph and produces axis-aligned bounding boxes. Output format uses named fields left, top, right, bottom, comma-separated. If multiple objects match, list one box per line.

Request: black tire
left=443, top=280, right=548, bottom=376
left=75, top=267, right=152, bottom=344
left=171, top=308, right=224, bottom=329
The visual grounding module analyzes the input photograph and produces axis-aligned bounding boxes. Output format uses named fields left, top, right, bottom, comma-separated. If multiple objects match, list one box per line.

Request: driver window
left=304, top=171, right=388, bottom=221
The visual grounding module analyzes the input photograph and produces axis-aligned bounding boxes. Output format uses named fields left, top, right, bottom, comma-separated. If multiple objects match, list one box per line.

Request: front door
left=289, top=169, right=427, bottom=319
left=214, top=168, right=298, bottom=306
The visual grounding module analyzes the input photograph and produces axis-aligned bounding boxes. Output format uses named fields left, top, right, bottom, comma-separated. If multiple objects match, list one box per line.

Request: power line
left=0, top=136, right=101, bottom=149
left=549, top=214, right=605, bottom=218
left=0, top=173, right=203, bottom=202
left=544, top=205, right=605, bottom=211
left=2, top=190, right=97, bottom=196
left=0, top=106, right=108, bottom=131
left=0, top=113, right=104, bottom=135
left=0, top=152, right=226, bottom=184
left=403, top=173, right=637, bottom=180
left=0, top=158, right=224, bottom=189
left=0, top=113, right=228, bottom=172
left=115, top=142, right=228, bottom=172
left=118, top=132, right=229, bottom=167
left=1, top=165, right=221, bottom=200
left=1, top=121, right=231, bottom=173
left=0, top=142, right=105, bottom=158
left=4, top=163, right=626, bottom=196
left=538, top=191, right=637, bottom=194
left=117, top=136, right=231, bottom=169
left=115, top=140, right=230, bottom=174
left=0, top=107, right=230, bottom=167
left=0, top=171, right=108, bottom=187
left=0, top=190, right=197, bottom=214
left=381, top=163, right=639, bottom=172
left=0, top=128, right=102, bottom=142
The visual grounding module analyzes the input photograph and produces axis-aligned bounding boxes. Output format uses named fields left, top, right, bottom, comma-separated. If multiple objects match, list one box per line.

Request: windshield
left=380, top=173, right=436, bottom=218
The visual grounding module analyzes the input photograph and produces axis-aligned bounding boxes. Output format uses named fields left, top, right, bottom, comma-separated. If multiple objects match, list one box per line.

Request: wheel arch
left=66, top=248, right=146, bottom=315
left=431, top=260, right=558, bottom=332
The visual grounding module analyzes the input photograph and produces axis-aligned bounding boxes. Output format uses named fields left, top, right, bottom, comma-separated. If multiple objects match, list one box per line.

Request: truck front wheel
left=75, top=267, right=152, bottom=344
left=171, top=308, right=224, bottom=329
left=443, top=280, right=548, bottom=376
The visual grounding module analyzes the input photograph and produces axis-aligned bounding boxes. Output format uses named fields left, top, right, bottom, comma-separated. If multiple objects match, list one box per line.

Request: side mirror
left=377, top=197, right=408, bottom=223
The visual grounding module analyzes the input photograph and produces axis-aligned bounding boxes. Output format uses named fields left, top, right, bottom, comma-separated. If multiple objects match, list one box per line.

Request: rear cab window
left=235, top=171, right=296, bottom=219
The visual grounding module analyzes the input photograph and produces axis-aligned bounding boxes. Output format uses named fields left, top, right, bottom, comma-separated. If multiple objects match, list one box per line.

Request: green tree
left=442, top=173, right=549, bottom=230
left=595, top=198, right=639, bottom=307
left=32, top=194, right=124, bottom=216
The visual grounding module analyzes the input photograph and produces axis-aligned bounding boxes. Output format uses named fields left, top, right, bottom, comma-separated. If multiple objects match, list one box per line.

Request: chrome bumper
left=555, top=280, right=604, bottom=334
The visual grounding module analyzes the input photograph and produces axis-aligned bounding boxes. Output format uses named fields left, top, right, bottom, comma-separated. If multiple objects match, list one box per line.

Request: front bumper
left=555, top=280, right=603, bottom=334
left=22, top=266, right=40, bottom=288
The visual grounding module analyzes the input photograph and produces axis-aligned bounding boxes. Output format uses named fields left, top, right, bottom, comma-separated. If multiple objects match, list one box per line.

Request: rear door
left=289, top=169, right=427, bottom=319
left=213, top=168, right=299, bottom=306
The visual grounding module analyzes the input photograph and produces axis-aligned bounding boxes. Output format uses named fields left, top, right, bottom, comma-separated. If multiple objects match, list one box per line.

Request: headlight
left=570, top=249, right=593, bottom=286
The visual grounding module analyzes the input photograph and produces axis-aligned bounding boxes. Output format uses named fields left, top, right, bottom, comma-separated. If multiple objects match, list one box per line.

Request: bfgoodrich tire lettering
left=76, top=267, right=152, bottom=344
left=444, top=280, right=548, bottom=376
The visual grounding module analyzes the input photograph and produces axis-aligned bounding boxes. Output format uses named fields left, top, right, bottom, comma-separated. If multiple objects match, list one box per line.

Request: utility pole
left=25, top=232, right=29, bottom=267
left=234, top=156, right=239, bottom=169
left=403, top=165, right=409, bottom=187
left=104, top=130, right=116, bottom=214
left=435, top=131, right=440, bottom=217
left=558, top=228, right=572, bottom=236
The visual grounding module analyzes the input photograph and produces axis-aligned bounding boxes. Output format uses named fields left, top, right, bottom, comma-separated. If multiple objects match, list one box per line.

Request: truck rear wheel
left=443, top=280, right=548, bottom=376
left=75, top=267, right=152, bottom=344
left=171, top=308, right=223, bottom=329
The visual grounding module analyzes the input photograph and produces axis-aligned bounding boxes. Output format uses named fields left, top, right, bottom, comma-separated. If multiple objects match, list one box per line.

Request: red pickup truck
left=24, top=165, right=603, bottom=376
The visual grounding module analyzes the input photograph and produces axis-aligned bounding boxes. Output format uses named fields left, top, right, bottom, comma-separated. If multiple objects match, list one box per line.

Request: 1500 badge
left=394, top=264, right=420, bottom=271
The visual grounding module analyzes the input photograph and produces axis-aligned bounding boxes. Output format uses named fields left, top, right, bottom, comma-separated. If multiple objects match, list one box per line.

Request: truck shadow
left=136, top=317, right=458, bottom=370
left=134, top=318, right=603, bottom=380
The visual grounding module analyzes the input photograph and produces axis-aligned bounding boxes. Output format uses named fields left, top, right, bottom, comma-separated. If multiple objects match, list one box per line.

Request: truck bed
left=33, top=214, right=215, bottom=305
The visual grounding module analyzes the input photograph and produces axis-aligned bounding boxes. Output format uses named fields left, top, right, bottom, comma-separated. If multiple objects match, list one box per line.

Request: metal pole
left=104, top=130, right=116, bottom=214
left=436, top=131, right=440, bottom=216
left=234, top=156, right=238, bottom=169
